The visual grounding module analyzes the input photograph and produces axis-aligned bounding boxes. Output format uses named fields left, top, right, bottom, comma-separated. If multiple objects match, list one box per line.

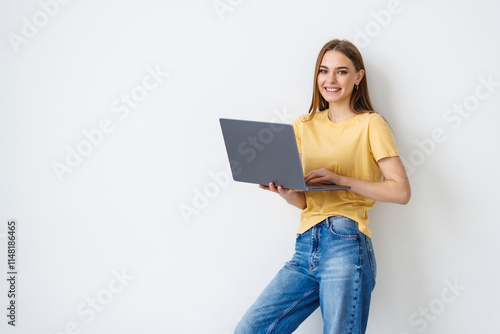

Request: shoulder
left=293, top=110, right=325, bottom=137
left=363, top=113, right=396, bottom=143
left=293, top=114, right=307, bottom=137
left=359, top=111, right=381, bottom=121
left=294, top=113, right=310, bottom=123
left=293, top=112, right=311, bottom=129
left=361, top=112, right=390, bottom=129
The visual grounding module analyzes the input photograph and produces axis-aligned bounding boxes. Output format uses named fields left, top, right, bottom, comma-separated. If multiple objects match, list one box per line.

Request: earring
left=354, top=84, right=359, bottom=90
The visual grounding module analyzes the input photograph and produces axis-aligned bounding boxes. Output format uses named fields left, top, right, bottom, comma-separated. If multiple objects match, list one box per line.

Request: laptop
left=219, top=118, right=351, bottom=191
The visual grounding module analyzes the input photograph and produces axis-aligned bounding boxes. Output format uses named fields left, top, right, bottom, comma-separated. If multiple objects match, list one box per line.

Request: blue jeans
left=235, top=216, right=377, bottom=334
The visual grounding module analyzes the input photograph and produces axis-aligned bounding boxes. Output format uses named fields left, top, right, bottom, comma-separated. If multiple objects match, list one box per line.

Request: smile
left=325, top=88, right=341, bottom=92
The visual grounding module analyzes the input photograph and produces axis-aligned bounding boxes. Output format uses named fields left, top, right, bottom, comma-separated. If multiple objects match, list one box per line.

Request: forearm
left=282, top=191, right=307, bottom=209
left=305, top=157, right=411, bottom=205
left=339, top=175, right=411, bottom=205
left=259, top=183, right=307, bottom=209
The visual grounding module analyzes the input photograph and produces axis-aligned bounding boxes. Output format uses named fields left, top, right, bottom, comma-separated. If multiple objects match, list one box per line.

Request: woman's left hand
left=304, top=168, right=344, bottom=185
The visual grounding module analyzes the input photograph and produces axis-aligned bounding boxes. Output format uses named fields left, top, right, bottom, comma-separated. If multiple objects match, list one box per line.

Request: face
left=317, top=50, right=364, bottom=105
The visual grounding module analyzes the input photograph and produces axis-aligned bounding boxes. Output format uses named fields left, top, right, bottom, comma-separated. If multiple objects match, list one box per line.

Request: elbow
left=398, top=187, right=411, bottom=205
left=399, top=195, right=411, bottom=205
left=393, top=178, right=411, bottom=205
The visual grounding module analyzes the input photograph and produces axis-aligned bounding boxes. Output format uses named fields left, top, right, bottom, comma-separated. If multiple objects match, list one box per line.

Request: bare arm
left=304, top=156, right=411, bottom=205
left=259, top=183, right=306, bottom=209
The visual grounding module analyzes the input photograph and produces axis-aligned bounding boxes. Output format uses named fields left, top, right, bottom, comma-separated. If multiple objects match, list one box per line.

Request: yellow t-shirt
left=292, top=110, right=399, bottom=238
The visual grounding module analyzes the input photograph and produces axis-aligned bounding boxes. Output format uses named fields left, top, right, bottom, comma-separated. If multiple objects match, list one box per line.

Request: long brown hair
left=307, top=39, right=374, bottom=120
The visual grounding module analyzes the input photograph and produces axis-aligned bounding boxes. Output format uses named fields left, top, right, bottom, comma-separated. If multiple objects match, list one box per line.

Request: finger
left=279, top=186, right=297, bottom=194
left=305, top=174, right=321, bottom=183
left=304, top=171, right=314, bottom=178
left=305, top=171, right=322, bottom=182
left=314, top=177, right=335, bottom=185
left=277, top=185, right=288, bottom=194
left=304, top=173, right=314, bottom=183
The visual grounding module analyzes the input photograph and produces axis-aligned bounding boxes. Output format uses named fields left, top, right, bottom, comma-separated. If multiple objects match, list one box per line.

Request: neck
left=328, top=101, right=357, bottom=123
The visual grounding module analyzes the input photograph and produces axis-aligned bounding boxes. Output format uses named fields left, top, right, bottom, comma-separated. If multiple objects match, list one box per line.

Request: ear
left=356, top=69, right=365, bottom=85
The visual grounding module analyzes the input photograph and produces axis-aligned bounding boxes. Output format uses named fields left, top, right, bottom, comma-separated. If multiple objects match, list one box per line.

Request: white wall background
left=1, top=0, right=499, bottom=333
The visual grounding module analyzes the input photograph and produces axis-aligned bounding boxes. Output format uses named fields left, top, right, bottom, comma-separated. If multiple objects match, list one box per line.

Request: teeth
left=326, top=88, right=340, bottom=92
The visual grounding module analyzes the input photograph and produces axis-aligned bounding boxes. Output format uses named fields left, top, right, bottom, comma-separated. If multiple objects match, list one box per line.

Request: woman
left=235, top=39, right=411, bottom=334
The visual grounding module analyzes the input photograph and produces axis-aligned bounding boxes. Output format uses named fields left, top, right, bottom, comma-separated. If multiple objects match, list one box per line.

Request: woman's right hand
left=259, top=183, right=306, bottom=209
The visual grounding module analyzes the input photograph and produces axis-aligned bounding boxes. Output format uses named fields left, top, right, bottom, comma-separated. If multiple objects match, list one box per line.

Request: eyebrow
left=319, top=65, right=350, bottom=70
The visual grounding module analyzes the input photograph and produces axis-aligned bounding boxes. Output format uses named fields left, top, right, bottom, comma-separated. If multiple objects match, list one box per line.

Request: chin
left=323, top=96, right=345, bottom=104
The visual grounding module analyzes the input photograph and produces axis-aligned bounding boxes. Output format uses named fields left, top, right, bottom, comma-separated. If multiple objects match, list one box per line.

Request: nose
left=327, top=72, right=336, bottom=83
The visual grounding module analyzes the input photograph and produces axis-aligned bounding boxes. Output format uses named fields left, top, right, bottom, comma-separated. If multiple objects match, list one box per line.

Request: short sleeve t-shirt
left=292, top=110, right=399, bottom=238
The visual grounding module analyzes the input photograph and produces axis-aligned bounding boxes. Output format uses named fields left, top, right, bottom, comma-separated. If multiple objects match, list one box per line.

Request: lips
left=325, top=87, right=341, bottom=92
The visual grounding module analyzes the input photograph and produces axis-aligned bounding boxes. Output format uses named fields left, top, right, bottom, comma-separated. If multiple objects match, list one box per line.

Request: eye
left=319, top=69, right=328, bottom=74
left=338, top=70, right=347, bottom=75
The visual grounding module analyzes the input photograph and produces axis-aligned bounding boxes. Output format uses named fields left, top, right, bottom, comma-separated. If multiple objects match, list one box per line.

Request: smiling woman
left=316, top=51, right=363, bottom=122
left=308, top=39, right=373, bottom=121
left=235, top=39, right=411, bottom=334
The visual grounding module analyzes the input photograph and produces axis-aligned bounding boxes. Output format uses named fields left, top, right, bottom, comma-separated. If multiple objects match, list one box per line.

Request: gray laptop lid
left=219, top=118, right=350, bottom=191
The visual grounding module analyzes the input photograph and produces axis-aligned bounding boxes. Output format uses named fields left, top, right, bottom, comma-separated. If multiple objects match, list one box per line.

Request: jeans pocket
left=365, top=237, right=377, bottom=287
left=328, top=216, right=359, bottom=240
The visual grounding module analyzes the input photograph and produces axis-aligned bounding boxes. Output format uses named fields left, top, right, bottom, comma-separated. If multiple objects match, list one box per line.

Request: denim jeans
left=234, top=216, right=377, bottom=334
